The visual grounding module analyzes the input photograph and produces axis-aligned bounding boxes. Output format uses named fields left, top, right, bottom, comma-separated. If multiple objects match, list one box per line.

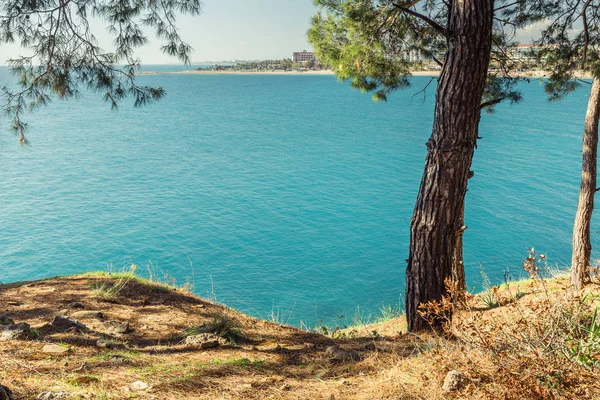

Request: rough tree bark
left=571, top=77, right=600, bottom=289
left=405, top=0, right=494, bottom=332
left=452, top=203, right=467, bottom=305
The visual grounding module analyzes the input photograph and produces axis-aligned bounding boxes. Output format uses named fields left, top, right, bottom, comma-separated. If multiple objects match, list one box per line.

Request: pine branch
left=392, top=3, right=450, bottom=39
left=480, top=97, right=506, bottom=110
left=582, top=0, right=592, bottom=69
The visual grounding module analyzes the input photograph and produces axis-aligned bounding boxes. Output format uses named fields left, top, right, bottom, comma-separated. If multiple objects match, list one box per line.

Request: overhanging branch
left=480, top=97, right=506, bottom=110
left=392, top=3, right=450, bottom=39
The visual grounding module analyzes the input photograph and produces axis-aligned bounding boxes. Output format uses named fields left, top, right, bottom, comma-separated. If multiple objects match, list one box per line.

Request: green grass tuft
left=185, top=314, right=245, bottom=344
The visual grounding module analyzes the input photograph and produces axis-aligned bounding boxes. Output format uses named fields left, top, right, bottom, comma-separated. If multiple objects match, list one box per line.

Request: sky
left=1, top=0, right=542, bottom=65
left=1, top=0, right=318, bottom=65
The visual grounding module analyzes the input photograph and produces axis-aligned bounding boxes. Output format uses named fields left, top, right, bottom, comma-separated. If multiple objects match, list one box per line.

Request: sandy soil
left=1, top=273, right=599, bottom=399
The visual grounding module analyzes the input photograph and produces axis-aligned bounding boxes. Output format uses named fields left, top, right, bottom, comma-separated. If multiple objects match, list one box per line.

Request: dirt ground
left=1, top=273, right=599, bottom=399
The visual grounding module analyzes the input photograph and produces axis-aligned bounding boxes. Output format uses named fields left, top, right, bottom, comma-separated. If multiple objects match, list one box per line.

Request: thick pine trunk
left=405, top=0, right=494, bottom=332
left=571, top=77, right=600, bottom=289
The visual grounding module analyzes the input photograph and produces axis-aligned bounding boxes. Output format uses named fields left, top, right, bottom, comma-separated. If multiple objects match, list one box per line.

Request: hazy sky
left=1, top=0, right=541, bottom=65
left=1, top=0, right=318, bottom=64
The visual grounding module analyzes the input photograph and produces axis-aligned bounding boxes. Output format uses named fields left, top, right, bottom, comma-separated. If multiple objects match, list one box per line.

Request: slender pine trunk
left=571, top=77, right=600, bottom=289
left=452, top=203, right=467, bottom=305
left=405, top=0, right=494, bottom=332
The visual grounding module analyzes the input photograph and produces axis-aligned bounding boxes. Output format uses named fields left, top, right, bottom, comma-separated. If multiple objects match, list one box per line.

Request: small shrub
left=91, top=276, right=131, bottom=301
left=313, top=324, right=358, bottom=339
left=186, top=314, right=245, bottom=344
left=569, top=304, right=600, bottom=369
left=479, top=265, right=499, bottom=309
left=480, top=288, right=499, bottom=309
left=377, top=303, right=403, bottom=323
left=267, top=300, right=295, bottom=325
left=452, top=251, right=600, bottom=398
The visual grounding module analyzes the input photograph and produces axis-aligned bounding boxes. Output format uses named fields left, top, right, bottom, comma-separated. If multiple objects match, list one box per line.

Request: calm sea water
left=0, top=66, right=592, bottom=326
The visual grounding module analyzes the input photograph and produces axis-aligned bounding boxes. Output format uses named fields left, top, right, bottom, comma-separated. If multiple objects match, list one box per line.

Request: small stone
left=96, top=339, right=113, bottom=349
left=360, top=342, right=377, bottom=351
left=0, top=316, right=14, bottom=326
left=324, top=345, right=361, bottom=362
left=130, top=381, right=149, bottom=391
left=442, top=370, right=465, bottom=392
left=103, top=321, right=129, bottom=335
left=107, top=355, right=128, bottom=364
left=6, top=301, right=20, bottom=306
left=42, top=344, right=69, bottom=354
left=71, top=311, right=104, bottom=320
left=69, top=302, right=85, bottom=309
left=236, top=383, right=253, bottom=390
left=0, top=384, right=13, bottom=400
left=37, top=392, right=68, bottom=400
left=51, top=315, right=86, bottom=332
left=1, top=322, right=33, bottom=341
left=184, top=333, right=221, bottom=349
left=258, top=376, right=284, bottom=385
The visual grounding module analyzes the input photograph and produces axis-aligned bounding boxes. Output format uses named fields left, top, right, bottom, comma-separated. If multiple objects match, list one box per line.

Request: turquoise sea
left=0, top=66, right=592, bottom=326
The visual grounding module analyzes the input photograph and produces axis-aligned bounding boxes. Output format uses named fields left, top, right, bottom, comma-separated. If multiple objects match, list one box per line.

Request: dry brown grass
left=1, top=269, right=600, bottom=399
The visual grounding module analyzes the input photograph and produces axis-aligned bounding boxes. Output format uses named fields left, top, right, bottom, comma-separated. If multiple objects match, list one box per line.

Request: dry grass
left=1, top=267, right=600, bottom=399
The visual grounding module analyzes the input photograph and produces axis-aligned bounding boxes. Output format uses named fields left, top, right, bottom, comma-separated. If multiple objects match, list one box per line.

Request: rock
left=37, top=392, right=68, bottom=400
left=184, top=333, right=221, bottom=349
left=0, top=385, right=13, bottom=400
left=96, top=339, right=113, bottom=348
left=130, top=381, right=149, bottom=391
left=442, top=370, right=465, bottom=392
left=51, top=315, right=86, bottom=332
left=68, top=302, right=85, bottom=309
left=42, top=344, right=69, bottom=354
left=235, top=383, right=253, bottom=391
left=6, top=301, right=20, bottom=306
left=71, top=311, right=104, bottom=320
left=95, top=338, right=125, bottom=349
left=106, top=355, right=128, bottom=364
left=257, top=376, right=284, bottom=385
left=1, top=322, right=33, bottom=341
left=0, top=316, right=14, bottom=326
left=360, top=342, right=377, bottom=351
left=103, top=321, right=129, bottom=335
left=324, top=346, right=361, bottom=362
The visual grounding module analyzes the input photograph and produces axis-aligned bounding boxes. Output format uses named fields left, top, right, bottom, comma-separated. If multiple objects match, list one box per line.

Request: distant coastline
left=138, top=69, right=443, bottom=77
left=138, top=69, right=594, bottom=79
left=139, top=69, right=338, bottom=76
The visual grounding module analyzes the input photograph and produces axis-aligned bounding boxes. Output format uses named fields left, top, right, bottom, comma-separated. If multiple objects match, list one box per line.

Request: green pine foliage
left=0, top=0, right=202, bottom=143
left=308, top=0, right=527, bottom=109
left=515, top=1, right=600, bottom=98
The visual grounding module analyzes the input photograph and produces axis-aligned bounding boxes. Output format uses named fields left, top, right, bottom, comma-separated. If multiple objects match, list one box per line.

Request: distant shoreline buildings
left=293, top=51, right=316, bottom=63
left=398, top=43, right=557, bottom=68
left=508, top=43, right=558, bottom=62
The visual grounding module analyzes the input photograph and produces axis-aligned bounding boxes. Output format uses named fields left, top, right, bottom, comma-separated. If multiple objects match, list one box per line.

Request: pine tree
left=524, top=1, right=600, bottom=289
left=309, top=0, right=528, bottom=331
left=1, top=0, right=202, bottom=143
